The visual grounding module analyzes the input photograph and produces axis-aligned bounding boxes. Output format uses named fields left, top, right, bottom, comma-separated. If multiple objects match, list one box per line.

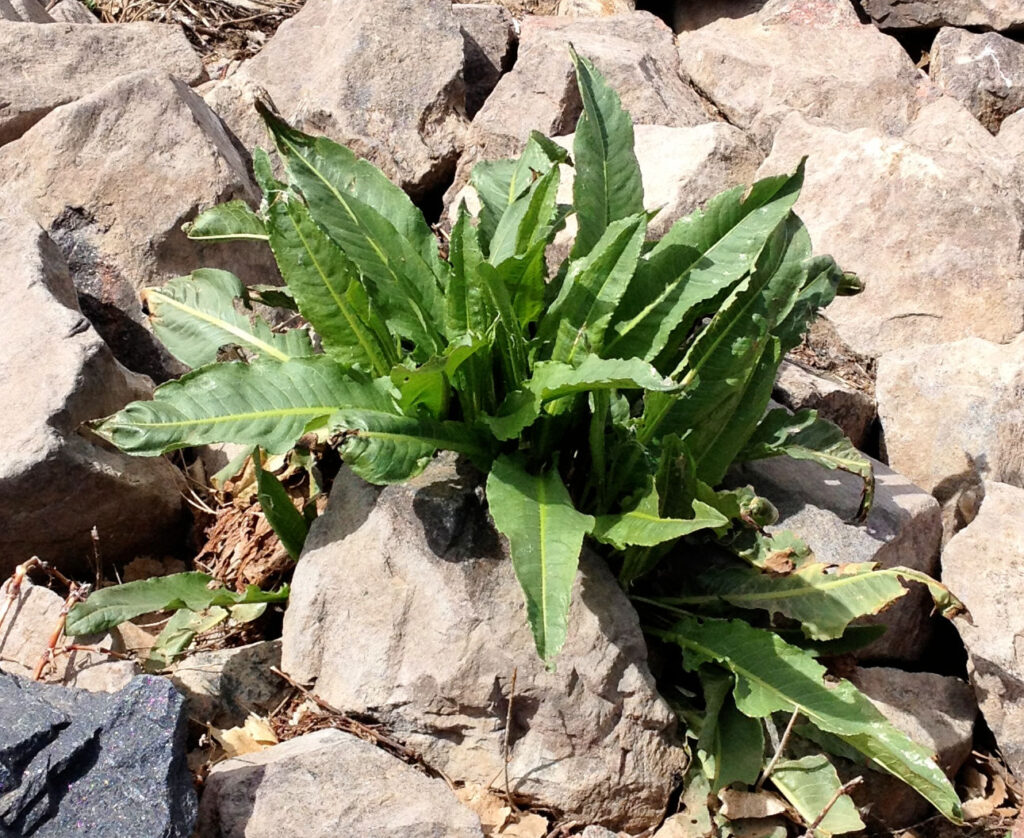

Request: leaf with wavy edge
left=486, top=455, right=595, bottom=663
left=668, top=559, right=964, bottom=640
left=650, top=615, right=963, bottom=823
left=183, top=200, right=267, bottom=241
left=771, top=755, right=864, bottom=837
left=91, top=356, right=394, bottom=455
left=142, top=269, right=312, bottom=368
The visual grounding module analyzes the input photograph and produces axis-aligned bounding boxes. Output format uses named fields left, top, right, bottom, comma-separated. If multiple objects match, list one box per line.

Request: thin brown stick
left=803, top=776, right=863, bottom=835
left=503, top=668, right=520, bottom=814
left=59, top=643, right=131, bottom=661
left=32, top=584, right=91, bottom=681
left=756, top=706, right=801, bottom=791
left=0, top=557, right=41, bottom=632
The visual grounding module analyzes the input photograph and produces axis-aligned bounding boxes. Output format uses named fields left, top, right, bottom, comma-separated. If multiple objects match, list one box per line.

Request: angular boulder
left=281, top=459, right=686, bottom=831
left=773, top=361, right=875, bottom=450
left=931, top=27, right=1024, bottom=134
left=731, top=453, right=942, bottom=663
left=861, top=0, right=1024, bottom=30
left=198, top=729, right=483, bottom=837
left=0, top=0, right=51, bottom=21
left=677, top=0, right=930, bottom=150
left=453, top=3, right=516, bottom=118
left=47, top=0, right=98, bottom=22
left=0, top=209, right=184, bottom=576
left=0, top=22, right=204, bottom=146
left=459, top=11, right=708, bottom=182
left=0, top=70, right=273, bottom=379
left=0, top=672, right=195, bottom=836
left=207, top=0, right=467, bottom=198
left=875, top=334, right=1024, bottom=526
left=758, top=107, right=1024, bottom=358
left=942, top=481, right=1024, bottom=777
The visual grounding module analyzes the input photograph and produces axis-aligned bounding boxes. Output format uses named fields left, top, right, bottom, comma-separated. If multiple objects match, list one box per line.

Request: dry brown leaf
left=497, top=813, right=548, bottom=837
left=963, top=772, right=1007, bottom=821
left=718, top=789, right=789, bottom=820
left=212, top=713, right=278, bottom=758
left=453, top=785, right=548, bottom=837
left=654, top=812, right=706, bottom=838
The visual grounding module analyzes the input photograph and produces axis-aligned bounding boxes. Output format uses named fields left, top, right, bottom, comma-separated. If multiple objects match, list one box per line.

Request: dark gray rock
left=453, top=4, right=516, bottom=118
left=0, top=672, right=195, bottom=837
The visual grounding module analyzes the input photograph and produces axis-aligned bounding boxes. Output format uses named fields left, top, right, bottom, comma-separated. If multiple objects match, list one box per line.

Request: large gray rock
left=732, top=453, right=942, bottom=662
left=0, top=22, right=203, bottom=146
left=168, top=640, right=287, bottom=728
left=758, top=106, right=1024, bottom=358
left=773, top=361, right=876, bottom=450
left=942, top=481, right=1024, bottom=777
left=861, top=0, right=1024, bottom=30
left=47, top=0, right=98, bottom=22
left=453, top=3, right=516, bottom=118
left=0, top=672, right=195, bottom=836
left=931, top=27, right=1024, bottom=134
left=0, top=209, right=184, bottom=576
left=198, top=729, right=484, bottom=837
left=457, top=11, right=708, bottom=190
left=207, top=0, right=467, bottom=198
left=0, top=70, right=272, bottom=379
left=281, top=459, right=685, bottom=831
left=677, top=0, right=930, bottom=151
left=841, top=667, right=976, bottom=829
left=876, top=335, right=1024, bottom=527
left=0, top=0, right=51, bottom=20
left=0, top=581, right=137, bottom=692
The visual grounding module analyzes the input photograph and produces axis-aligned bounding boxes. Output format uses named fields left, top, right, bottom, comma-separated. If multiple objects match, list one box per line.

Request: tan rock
left=556, top=0, right=634, bottom=15
left=758, top=108, right=1024, bottom=358
left=774, top=361, right=875, bottom=449
left=0, top=70, right=273, bottom=379
left=47, top=0, right=98, bottom=22
left=0, top=22, right=203, bottom=145
left=0, top=0, right=52, bottom=21
left=454, top=3, right=516, bottom=117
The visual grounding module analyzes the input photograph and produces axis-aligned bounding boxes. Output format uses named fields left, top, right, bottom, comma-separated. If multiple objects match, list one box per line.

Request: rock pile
left=3, top=0, right=1024, bottom=832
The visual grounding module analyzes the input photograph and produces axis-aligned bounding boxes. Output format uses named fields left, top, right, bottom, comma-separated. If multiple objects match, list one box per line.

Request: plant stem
left=756, top=705, right=800, bottom=791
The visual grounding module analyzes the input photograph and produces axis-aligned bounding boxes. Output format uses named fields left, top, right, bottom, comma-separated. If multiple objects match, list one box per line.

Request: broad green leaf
left=539, top=213, right=647, bottom=364
left=253, top=449, right=308, bottom=559
left=145, top=606, right=228, bottom=672
left=606, top=169, right=805, bottom=367
left=486, top=455, right=596, bottom=662
left=331, top=409, right=495, bottom=484
left=142, top=269, right=312, bottom=368
left=637, top=213, right=811, bottom=478
left=65, top=572, right=289, bottom=636
left=663, top=560, right=964, bottom=641
left=488, top=165, right=561, bottom=265
left=697, top=668, right=765, bottom=792
left=773, top=254, right=850, bottom=355
left=651, top=616, right=962, bottom=823
left=260, top=106, right=444, bottom=357
left=265, top=192, right=397, bottom=376
left=496, top=240, right=549, bottom=329
left=484, top=355, right=674, bottom=441
left=739, top=409, right=875, bottom=520
left=771, top=755, right=864, bottom=837
left=446, top=208, right=496, bottom=341
left=569, top=48, right=644, bottom=259
left=592, top=478, right=728, bottom=550
left=92, top=356, right=394, bottom=455
left=390, top=356, right=449, bottom=419
left=472, top=132, right=569, bottom=250
left=183, top=200, right=267, bottom=242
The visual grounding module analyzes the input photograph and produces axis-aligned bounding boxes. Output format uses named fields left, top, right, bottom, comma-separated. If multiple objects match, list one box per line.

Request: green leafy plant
left=81, top=50, right=963, bottom=827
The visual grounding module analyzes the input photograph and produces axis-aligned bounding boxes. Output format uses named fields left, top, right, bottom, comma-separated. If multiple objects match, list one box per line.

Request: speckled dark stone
left=0, top=672, right=195, bottom=836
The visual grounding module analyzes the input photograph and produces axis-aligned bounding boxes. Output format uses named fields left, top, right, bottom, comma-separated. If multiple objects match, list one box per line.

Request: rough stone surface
left=556, top=0, right=634, bottom=15
left=197, top=728, right=484, bottom=838
left=0, top=70, right=273, bottom=379
left=876, top=335, right=1024, bottom=533
left=0, top=0, right=50, bottom=20
left=861, top=0, right=1024, bottom=30
left=942, top=481, right=1024, bottom=777
left=282, top=459, right=686, bottom=831
left=0, top=582, right=137, bottom=691
left=841, top=667, right=977, bottom=829
left=208, top=0, right=467, bottom=198
left=677, top=0, right=930, bottom=151
left=673, top=0, right=764, bottom=30
left=0, top=672, right=196, bottom=836
left=731, top=453, right=942, bottom=662
left=169, top=640, right=287, bottom=728
left=47, top=0, right=98, bottom=21
left=758, top=106, right=1024, bottom=358
left=0, top=22, right=204, bottom=146
left=455, top=11, right=709, bottom=194
left=773, top=361, right=876, bottom=449
left=931, top=27, right=1024, bottom=134
left=0, top=209, right=185, bottom=575
left=453, top=3, right=516, bottom=117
